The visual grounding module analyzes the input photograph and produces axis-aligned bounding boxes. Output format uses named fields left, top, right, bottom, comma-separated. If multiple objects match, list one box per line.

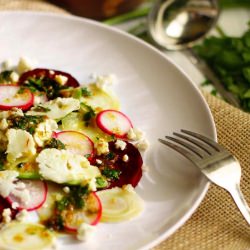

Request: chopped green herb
left=105, top=152, right=115, bottom=160
left=102, top=168, right=121, bottom=180
left=96, top=177, right=108, bottom=188
left=69, top=185, right=89, bottom=209
left=81, top=87, right=92, bottom=97
left=55, top=197, right=70, bottom=212
left=7, top=115, right=45, bottom=134
left=45, top=214, right=64, bottom=231
left=80, top=102, right=96, bottom=126
left=32, top=105, right=51, bottom=112
left=44, top=138, right=66, bottom=150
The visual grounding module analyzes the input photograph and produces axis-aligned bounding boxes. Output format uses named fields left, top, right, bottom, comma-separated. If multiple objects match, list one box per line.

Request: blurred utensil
left=148, top=0, right=240, bottom=108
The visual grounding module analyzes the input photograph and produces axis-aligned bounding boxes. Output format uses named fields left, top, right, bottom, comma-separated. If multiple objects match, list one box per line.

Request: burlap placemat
left=0, top=1, right=250, bottom=249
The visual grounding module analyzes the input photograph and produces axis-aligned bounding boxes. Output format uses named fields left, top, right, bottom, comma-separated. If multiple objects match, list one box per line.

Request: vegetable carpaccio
left=0, top=59, right=148, bottom=248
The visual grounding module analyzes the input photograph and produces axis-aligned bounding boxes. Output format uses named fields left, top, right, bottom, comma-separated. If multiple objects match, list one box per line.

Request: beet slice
left=19, top=68, right=80, bottom=88
left=96, top=141, right=143, bottom=189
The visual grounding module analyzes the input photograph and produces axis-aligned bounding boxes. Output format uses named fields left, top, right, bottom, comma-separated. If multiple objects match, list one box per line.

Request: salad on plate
left=0, top=57, right=149, bottom=250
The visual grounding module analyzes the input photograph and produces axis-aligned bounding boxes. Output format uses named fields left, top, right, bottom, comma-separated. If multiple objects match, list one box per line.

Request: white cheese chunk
left=122, top=154, right=129, bottom=162
left=27, top=97, right=80, bottom=120
left=0, top=119, right=8, bottom=130
left=9, top=71, right=19, bottom=82
left=115, top=139, right=126, bottom=151
left=2, top=208, right=12, bottom=223
left=6, top=129, right=36, bottom=162
left=135, top=138, right=150, bottom=151
left=0, top=170, right=19, bottom=197
left=95, top=138, right=109, bottom=156
left=36, top=149, right=100, bottom=184
left=55, top=74, right=68, bottom=86
left=127, top=127, right=144, bottom=141
left=17, top=56, right=35, bottom=74
left=77, top=223, right=95, bottom=241
left=34, top=119, right=58, bottom=147
left=91, top=74, right=116, bottom=90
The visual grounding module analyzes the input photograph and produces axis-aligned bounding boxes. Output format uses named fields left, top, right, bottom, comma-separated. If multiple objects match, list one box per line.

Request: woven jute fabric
left=1, top=1, right=250, bottom=249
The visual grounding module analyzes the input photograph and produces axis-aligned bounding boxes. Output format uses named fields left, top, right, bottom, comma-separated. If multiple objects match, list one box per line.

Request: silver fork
left=159, top=129, right=250, bottom=225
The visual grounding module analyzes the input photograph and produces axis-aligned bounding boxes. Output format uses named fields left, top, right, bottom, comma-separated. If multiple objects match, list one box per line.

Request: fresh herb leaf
left=81, top=87, right=92, bottom=97
left=32, top=105, right=51, bottom=112
left=44, top=138, right=66, bottom=150
left=80, top=102, right=96, bottom=125
left=0, top=70, right=13, bottom=83
left=105, top=152, right=115, bottom=160
left=96, top=177, right=108, bottom=188
left=102, top=168, right=121, bottom=180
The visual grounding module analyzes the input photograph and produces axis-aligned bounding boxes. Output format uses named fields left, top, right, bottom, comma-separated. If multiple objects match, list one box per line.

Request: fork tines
left=159, top=130, right=221, bottom=163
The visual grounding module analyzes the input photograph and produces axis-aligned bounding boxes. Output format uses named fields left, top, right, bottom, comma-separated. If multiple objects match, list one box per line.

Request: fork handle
left=228, top=183, right=250, bottom=225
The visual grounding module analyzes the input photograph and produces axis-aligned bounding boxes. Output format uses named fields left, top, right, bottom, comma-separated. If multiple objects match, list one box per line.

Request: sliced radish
left=63, top=192, right=102, bottom=232
left=19, top=68, right=80, bottom=88
left=54, top=131, right=94, bottom=157
left=7, top=180, right=48, bottom=211
left=0, top=85, right=34, bottom=110
left=96, top=109, right=133, bottom=138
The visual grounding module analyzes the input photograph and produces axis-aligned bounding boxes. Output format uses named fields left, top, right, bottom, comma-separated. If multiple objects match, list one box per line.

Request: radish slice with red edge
left=7, top=180, right=48, bottom=211
left=54, top=131, right=94, bottom=158
left=0, top=85, right=34, bottom=111
left=63, top=192, right=102, bottom=232
left=96, top=110, right=133, bottom=138
left=19, top=68, right=80, bottom=88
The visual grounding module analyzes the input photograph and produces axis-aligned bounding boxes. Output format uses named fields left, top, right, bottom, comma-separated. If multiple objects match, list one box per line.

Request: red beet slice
left=19, top=68, right=79, bottom=88
left=96, top=141, right=143, bottom=189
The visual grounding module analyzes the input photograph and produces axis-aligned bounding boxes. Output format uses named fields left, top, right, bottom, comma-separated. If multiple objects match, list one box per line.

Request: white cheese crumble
left=88, top=178, right=97, bottom=192
left=0, top=171, right=19, bottom=197
left=96, top=159, right=102, bottom=165
left=135, top=138, right=150, bottom=151
left=27, top=97, right=80, bottom=120
left=91, top=74, right=116, bottom=90
left=15, top=209, right=28, bottom=222
left=11, top=202, right=19, bottom=210
left=63, top=186, right=70, bottom=194
left=127, top=127, right=144, bottom=141
left=2, top=208, right=11, bottom=223
left=36, top=149, right=101, bottom=184
left=55, top=74, right=68, bottom=86
left=1, top=59, right=13, bottom=70
left=95, top=138, right=109, bottom=155
left=34, top=119, right=58, bottom=147
left=6, top=129, right=36, bottom=162
left=77, top=223, right=95, bottom=241
left=122, top=154, right=129, bottom=162
left=9, top=71, right=19, bottom=82
left=17, top=56, right=35, bottom=74
left=115, top=139, right=126, bottom=151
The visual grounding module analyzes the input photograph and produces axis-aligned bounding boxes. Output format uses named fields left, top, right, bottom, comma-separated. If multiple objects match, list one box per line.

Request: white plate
left=0, top=12, right=216, bottom=250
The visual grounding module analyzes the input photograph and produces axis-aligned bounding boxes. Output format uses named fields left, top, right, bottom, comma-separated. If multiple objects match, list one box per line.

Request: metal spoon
left=148, top=0, right=240, bottom=108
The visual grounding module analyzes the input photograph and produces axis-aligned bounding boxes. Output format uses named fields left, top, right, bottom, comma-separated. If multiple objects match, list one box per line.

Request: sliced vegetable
left=18, top=68, right=79, bottom=100
left=54, top=131, right=94, bottom=157
left=0, top=85, right=34, bottom=111
left=0, top=222, right=55, bottom=250
left=7, top=180, right=47, bottom=211
left=97, top=186, right=144, bottom=222
left=96, top=141, right=143, bottom=188
left=62, top=192, right=102, bottom=232
left=96, top=109, right=133, bottom=138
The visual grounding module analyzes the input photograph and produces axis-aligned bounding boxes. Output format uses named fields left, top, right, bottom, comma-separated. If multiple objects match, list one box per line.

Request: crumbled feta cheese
left=122, top=184, right=135, bottom=193
left=27, top=97, right=80, bottom=120
left=0, top=170, right=19, bottom=197
left=34, top=119, right=58, bottom=147
left=77, top=223, right=95, bottom=241
left=11, top=202, right=19, bottom=210
left=0, top=118, right=8, bottom=130
left=91, top=74, right=116, bottom=90
left=135, top=138, right=150, bottom=151
left=96, top=159, right=102, bottom=165
left=10, top=108, right=24, bottom=117
left=55, top=74, right=68, bottom=86
left=33, top=94, right=47, bottom=106
left=127, top=127, right=144, bottom=141
left=115, top=139, right=126, bottom=151
left=17, top=57, right=35, bottom=74
left=6, top=129, right=36, bottom=162
left=9, top=71, right=19, bottom=82
left=122, top=154, right=129, bottom=162
left=49, top=70, right=55, bottom=75
left=2, top=208, right=12, bottom=223
left=63, top=186, right=70, bottom=194
left=15, top=209, right=28, bottom=222
left=37, top=149, right=101, bottom=184
left=95, top=138, right=109, bottom=155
